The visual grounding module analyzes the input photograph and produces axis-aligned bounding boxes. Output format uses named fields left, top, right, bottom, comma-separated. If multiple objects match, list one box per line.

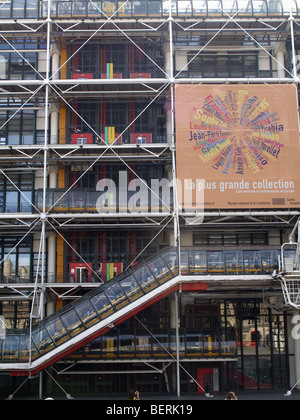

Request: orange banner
left=175, top=84, right=300, bottom=209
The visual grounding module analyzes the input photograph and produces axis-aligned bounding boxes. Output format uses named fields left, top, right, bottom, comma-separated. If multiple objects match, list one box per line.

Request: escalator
left=0, top=248, right=185, bottom=376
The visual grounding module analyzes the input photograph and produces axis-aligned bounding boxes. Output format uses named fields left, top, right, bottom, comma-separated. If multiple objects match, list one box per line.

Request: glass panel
left=147, top=256, right=172, bottom=284
left=75, top=298, right=99, bottom=327
left=252, top=0, right=267, bottom=14
left=223, top=0, right=238, bottom=13
left=119, top=334, right=135, bottom=357
left=6, top=191, right=18, bottom=213
left=26, top=0, right=38, bottom=17
left=177, top=0, right=192, bottom=15
left=72, top=1, right=87, bottom=16
left=31, top=325, right=55, bottom=355
left=267, top=0, right=282, bottom=14
left=225, top=250, right=243, bottom=274
left=20, top=191, right=32, bottom=213
left=243, top=250, right=261, bottom=273
left=162, top=250, right=178, bottom=275
left=136, top=334, right=152, bottom=356
left=117, top=1, right=132, bottom=16
left=70, top=191, right=86, bottom=211
left=207, top=0, right=222, bottom=13
left=153, top=333, right=169, bottom=356
left=3, top=334, right=20, bottom=361
left=102, top=335, right=117, bottom=358
left=119, top=274, right=143, bottom=302
left=53, top=191, right=68, bottom=211
left=186, top=333, right=203, bottom=357
left=237, top=0, right=253, bottom=14
left=3, top=253, right=16, bottom=282
left=12, top=0, right=25, bottom=18
left=0, top=1, right=11, bottom=18
left=134, top=265, right=158, bottom=293
left=192, top=0, right=207, bottom=15
left=189, top=250, right=207, bottom=274
left=180, top=250, right=189, bottom=274
left=91, top=292, right=114, bottom=319
left=19, top=334, right=30, bottom=362
left=57, top=2, right=72, bottom=17
left=261, top=250, right=278, bottom=273
left=46, top=317, right=70, bottom=346
left=133, top=0, right=147, bottom=15
left=283, top=246, right=297, bottom=270
left=105, top=282, right=128, bottom=310
left=60, top=309, right=84, bottom=337
left=170, top=331, right=185, bottom=356
left=203, top=333, right=219, bottom=356
left=148, top=0, right=161, bottom=15
left=207, top=250, right=225, bottom=273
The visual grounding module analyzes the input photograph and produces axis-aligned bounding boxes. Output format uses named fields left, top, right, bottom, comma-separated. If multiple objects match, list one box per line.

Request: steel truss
left=0, top=0, right=299, bottom=398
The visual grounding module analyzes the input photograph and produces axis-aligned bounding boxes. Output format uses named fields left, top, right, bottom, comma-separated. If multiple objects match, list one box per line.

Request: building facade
left=0, top=0, right=299, bottom=398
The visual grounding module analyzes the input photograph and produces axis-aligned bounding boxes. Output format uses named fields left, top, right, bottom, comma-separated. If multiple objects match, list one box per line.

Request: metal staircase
left=0, top=248, right=184, bottom=376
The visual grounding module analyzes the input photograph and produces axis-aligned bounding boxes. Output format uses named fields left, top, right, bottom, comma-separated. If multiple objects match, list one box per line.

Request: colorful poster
left=175, top=84, right=300, bottom=209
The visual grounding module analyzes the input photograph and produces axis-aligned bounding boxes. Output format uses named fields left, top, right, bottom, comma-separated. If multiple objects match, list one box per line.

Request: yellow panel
left=58, top=166, right=65, bottom=189
left=60, top=42, right=67, bottom=79
left=59, top=103, right=66, bottom=144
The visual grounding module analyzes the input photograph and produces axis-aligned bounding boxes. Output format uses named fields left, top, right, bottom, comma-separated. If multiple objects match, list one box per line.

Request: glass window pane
left=20, top=191, right=32, bottom=213
left=207, top=250, right=225, bottom=273
left=225, top=250, right=243, bottom=274
left=189, top=250, right=206, bottom=274
left=119, top=334, right=136, bottom=356
left=147, top=256, right=172, bottom=284
left=105, top=283, right=128, bottom=310
left=6, top=191, right=18, bottom=212
left=46, top=317, right=69, bottom=346
left=60, top=309, right=84, bottom=337
left=186, top=333, right=202, bottom=357
left=119, top=274, right=143, bottom=302
left=134, top=265, right=158, bottom=293
left=243, top=250, right=261, bottom=273
left=3, top=334, right=20, bottom=361
left=18, top=253, right=30, bottom=282
left=19, top=334, right=30, bottom=362
left=75, top=298, right=99, bottom=327
left=31, top=325, right=55, bottom=355
left=261, top=250, right=279, bottom=273
left=162, top=250, right=178, bottom=275
left=91, top=292, right=114, bottom=319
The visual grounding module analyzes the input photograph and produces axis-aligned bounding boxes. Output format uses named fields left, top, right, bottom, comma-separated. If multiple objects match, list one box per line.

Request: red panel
left=130, top=73, right=151, bottom=78
left=71, top=133, right=93, bottom=144
left=72, top=73, right=93, bottom=79
left=181, top=283, right=207, bottom=292
left=69, top=262, right=92, bottom=283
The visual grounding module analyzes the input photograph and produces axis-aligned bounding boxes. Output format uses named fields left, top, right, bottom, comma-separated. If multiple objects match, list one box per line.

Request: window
left=0, top=172, right=33, bottom=213
left=193, top=232, right=268, bottom=246
left=0, top=106, right=35, bottom=145
left=185, top=52, right=260, bottom=78
left=0, top=237, right=32, bottom=284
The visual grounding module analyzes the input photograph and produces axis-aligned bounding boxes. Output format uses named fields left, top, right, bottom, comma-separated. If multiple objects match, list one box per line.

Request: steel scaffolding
left=0, top=0, right=299, bottom=397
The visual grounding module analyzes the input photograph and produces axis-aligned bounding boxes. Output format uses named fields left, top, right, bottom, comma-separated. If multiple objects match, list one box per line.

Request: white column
left=274, top=43, right=286, bottom=79
left=51, top=43, right=61, bottom=81
left=50, top=103, right=59, bottom=145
